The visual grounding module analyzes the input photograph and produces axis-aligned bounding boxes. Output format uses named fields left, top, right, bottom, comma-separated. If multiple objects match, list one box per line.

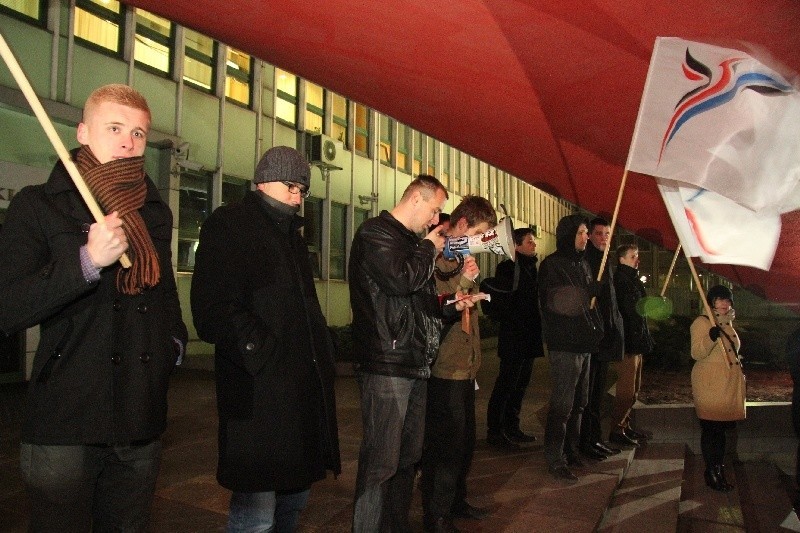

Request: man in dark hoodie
left=539, top=214, right=604, bottom=482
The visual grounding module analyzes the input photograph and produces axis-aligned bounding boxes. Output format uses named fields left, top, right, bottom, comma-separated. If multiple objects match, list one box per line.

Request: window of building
left=453, top=150, right=461, bottom=193
left=303, top=197, right=323, bottom=278
left=441, top=145, right=451, bottom=188
left=177, top=171, right=213, bottom=272
left=427, top=136, right=436, bottom=175
left=305, top=81, right=324, bottom=133
left=225, top=47, right=252, bottom=107
left=464, top=157, right=471, bottom=194
left=397, top=123, right=409, bottom=173
left=379, top=117, right=394, bottom=166
left=413, top=132, right=422, bottom=176
left=354, top=103, right=370, bottom=155
left=222, top=175, right=249, bottom=207
left=134, top=9, right=173, bottom=75
left=0, top=0, right=42, bottom=21
left=331, top=93, right=348, bottom=144
left=74, top=0, right=123, bottom=54
left=183, top=28, right=215, bottom=92
left=276, top=68, right=298, bottom=127
left=330, top=202, right=347, bottom=280
left=354, top=207, right=370, bottom=232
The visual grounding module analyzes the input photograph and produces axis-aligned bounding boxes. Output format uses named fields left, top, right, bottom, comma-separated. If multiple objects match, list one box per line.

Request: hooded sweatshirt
left=537, top=214, right=604, bottom=353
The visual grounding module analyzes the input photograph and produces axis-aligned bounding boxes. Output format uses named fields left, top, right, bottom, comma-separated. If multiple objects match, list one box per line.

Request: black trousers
left=486, top=357, right=534, bottom=435
left=699, top=418, right=736, bottom=468
left=580, top=355, right=607, bottom=445
left=421, top=377, right=476, bottom=519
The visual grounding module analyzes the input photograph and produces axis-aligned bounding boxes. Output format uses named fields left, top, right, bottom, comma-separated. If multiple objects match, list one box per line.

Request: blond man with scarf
left=0, top=84, right=187, bottom=531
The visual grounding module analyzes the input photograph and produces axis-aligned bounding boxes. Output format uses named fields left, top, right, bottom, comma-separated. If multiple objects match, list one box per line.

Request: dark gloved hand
left=709, top=326, right=721, bottom=341
left=587, top=280, right=602, bottom=299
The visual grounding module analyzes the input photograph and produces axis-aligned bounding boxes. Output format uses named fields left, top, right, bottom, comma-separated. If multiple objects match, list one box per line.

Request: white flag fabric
left=657, top=179, right=780, bottom=270
left=628, top=37, right=800, bottom=214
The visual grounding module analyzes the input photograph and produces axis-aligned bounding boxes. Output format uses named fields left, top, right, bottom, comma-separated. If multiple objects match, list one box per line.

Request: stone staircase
left=595, top=393, right=800, bottom=532
left=597, top=441, right=800, bottom=532
left=598, top=442, right=684, bottom=532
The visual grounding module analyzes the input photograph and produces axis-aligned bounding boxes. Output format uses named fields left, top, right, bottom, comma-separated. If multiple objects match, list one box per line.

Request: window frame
left=183, top=28, right=217, bottom=93
left=225, top=47, right=253, bottom=108
left=133, top=8, right=175, bottom=77
left=0, top=0, right=44, bottom=24
left=275, top=68, right=299, bottom=127
left=73, top=0, right=125, bottom=56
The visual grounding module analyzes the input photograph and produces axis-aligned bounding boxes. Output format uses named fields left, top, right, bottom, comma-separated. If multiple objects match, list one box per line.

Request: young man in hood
left=538, top=214, right=604, bottom=483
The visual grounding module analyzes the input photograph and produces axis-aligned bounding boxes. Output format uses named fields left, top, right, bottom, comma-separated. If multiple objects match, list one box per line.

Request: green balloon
left=638, top=296, right=672, bottom=320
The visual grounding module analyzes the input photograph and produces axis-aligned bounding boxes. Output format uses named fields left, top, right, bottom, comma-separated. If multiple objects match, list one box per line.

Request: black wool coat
left=496, top=254, right=544, bottom=361
left=585, top=242, right=625, bottom=362
left=0, top=160, right=187, bottom=445
left=191, top=191, right=341, bottom=492
left=614, top=263, right=654, bottom=355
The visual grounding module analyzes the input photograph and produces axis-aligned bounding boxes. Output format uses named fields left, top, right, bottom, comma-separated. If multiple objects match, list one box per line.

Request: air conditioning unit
left=307, top=133, right=344, bottom=170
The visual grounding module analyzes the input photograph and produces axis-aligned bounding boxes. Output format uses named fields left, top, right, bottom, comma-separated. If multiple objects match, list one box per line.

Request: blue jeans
left=352, top=373, right=426, bottom=533
left=543, top=351, right=590, bottom=467
left=227, top=489, right=310, bottom=533
left=19, top=440, right=161, bottom=532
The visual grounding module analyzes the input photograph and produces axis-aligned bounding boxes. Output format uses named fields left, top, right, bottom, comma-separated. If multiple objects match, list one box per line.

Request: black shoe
left=423, top=515, right=460, bottom=532
left=609, top=429, right=640, bottom=448
left=626, top=427, right=651, bottom=441
left=704, top=466, right=732, bottom=492
left=715, top=465, right=734, bottom=492
left=579, top=444, right=608, bottom=461
left=505, top=428, right=537, bottom=443
left=593, top=441, right=621, bottom=456
left=566, top=454, right=587, bottom=468
left=487, top=432, right=521, bottom=449
left=451, top=501, right=490, bottom=520
left=548, top=464, right=579, bottom=483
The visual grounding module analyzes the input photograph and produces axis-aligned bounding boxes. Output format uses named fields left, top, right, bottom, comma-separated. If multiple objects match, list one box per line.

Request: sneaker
left=609, top=429, right=640, bottom=448
left=566, top=454, right=587, bottom=468
left=450, top=501, right=490, bottom=520
left=486, top=431, right=521, bottom=449
left=626, top=427, right=652, bottom=440
left=505, top=428, right=537, bottom=443
left=548, top=464, right=579, bottom=483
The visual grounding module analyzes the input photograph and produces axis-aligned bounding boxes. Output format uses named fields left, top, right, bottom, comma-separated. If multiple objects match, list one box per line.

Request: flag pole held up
left=0, top=32, right=131, bottom=268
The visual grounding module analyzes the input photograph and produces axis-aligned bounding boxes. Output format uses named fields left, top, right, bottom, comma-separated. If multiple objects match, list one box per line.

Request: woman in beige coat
left=690, top=285, right=744, bottom=492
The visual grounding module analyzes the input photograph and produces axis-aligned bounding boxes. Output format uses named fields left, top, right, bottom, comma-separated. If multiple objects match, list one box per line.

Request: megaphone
left=442, top=216, right=516, bottom=262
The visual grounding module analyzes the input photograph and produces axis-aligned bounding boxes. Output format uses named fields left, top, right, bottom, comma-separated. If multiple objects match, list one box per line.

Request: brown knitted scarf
left=76, top=146, right=160, bottom=295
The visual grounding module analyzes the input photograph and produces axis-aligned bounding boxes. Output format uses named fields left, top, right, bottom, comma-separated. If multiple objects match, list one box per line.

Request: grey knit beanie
left=253, top=146, right=310, bottom=188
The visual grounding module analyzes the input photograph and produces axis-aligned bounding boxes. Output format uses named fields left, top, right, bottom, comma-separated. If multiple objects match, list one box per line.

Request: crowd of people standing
left=1, top=81, right=764, bottom=533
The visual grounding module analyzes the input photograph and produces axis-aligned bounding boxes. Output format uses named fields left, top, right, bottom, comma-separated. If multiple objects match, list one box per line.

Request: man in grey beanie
left=191, top=145, right=341, bottom=532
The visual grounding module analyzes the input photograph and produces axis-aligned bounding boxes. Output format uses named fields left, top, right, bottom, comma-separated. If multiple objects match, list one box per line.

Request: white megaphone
left=442, top=216, right=516, bottom=262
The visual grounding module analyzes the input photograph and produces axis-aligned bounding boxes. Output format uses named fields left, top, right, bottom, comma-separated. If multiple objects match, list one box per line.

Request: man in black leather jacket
left=349, top=175, right=480, bottom=532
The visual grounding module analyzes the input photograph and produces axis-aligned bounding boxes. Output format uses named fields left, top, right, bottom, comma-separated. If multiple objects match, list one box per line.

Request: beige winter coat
left=690, top=312, right=745, bottom=421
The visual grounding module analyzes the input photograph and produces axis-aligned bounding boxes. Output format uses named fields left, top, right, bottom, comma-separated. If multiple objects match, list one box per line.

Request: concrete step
left=678, top=451, right=746, bottom=531
left=598, top=442, right=685, bottom=533
left=737, top=460, right=800, bottom=532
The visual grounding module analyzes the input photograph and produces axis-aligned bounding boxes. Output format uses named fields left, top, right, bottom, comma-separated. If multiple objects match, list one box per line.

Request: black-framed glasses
left=282, top=181, right=310, bottom=198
